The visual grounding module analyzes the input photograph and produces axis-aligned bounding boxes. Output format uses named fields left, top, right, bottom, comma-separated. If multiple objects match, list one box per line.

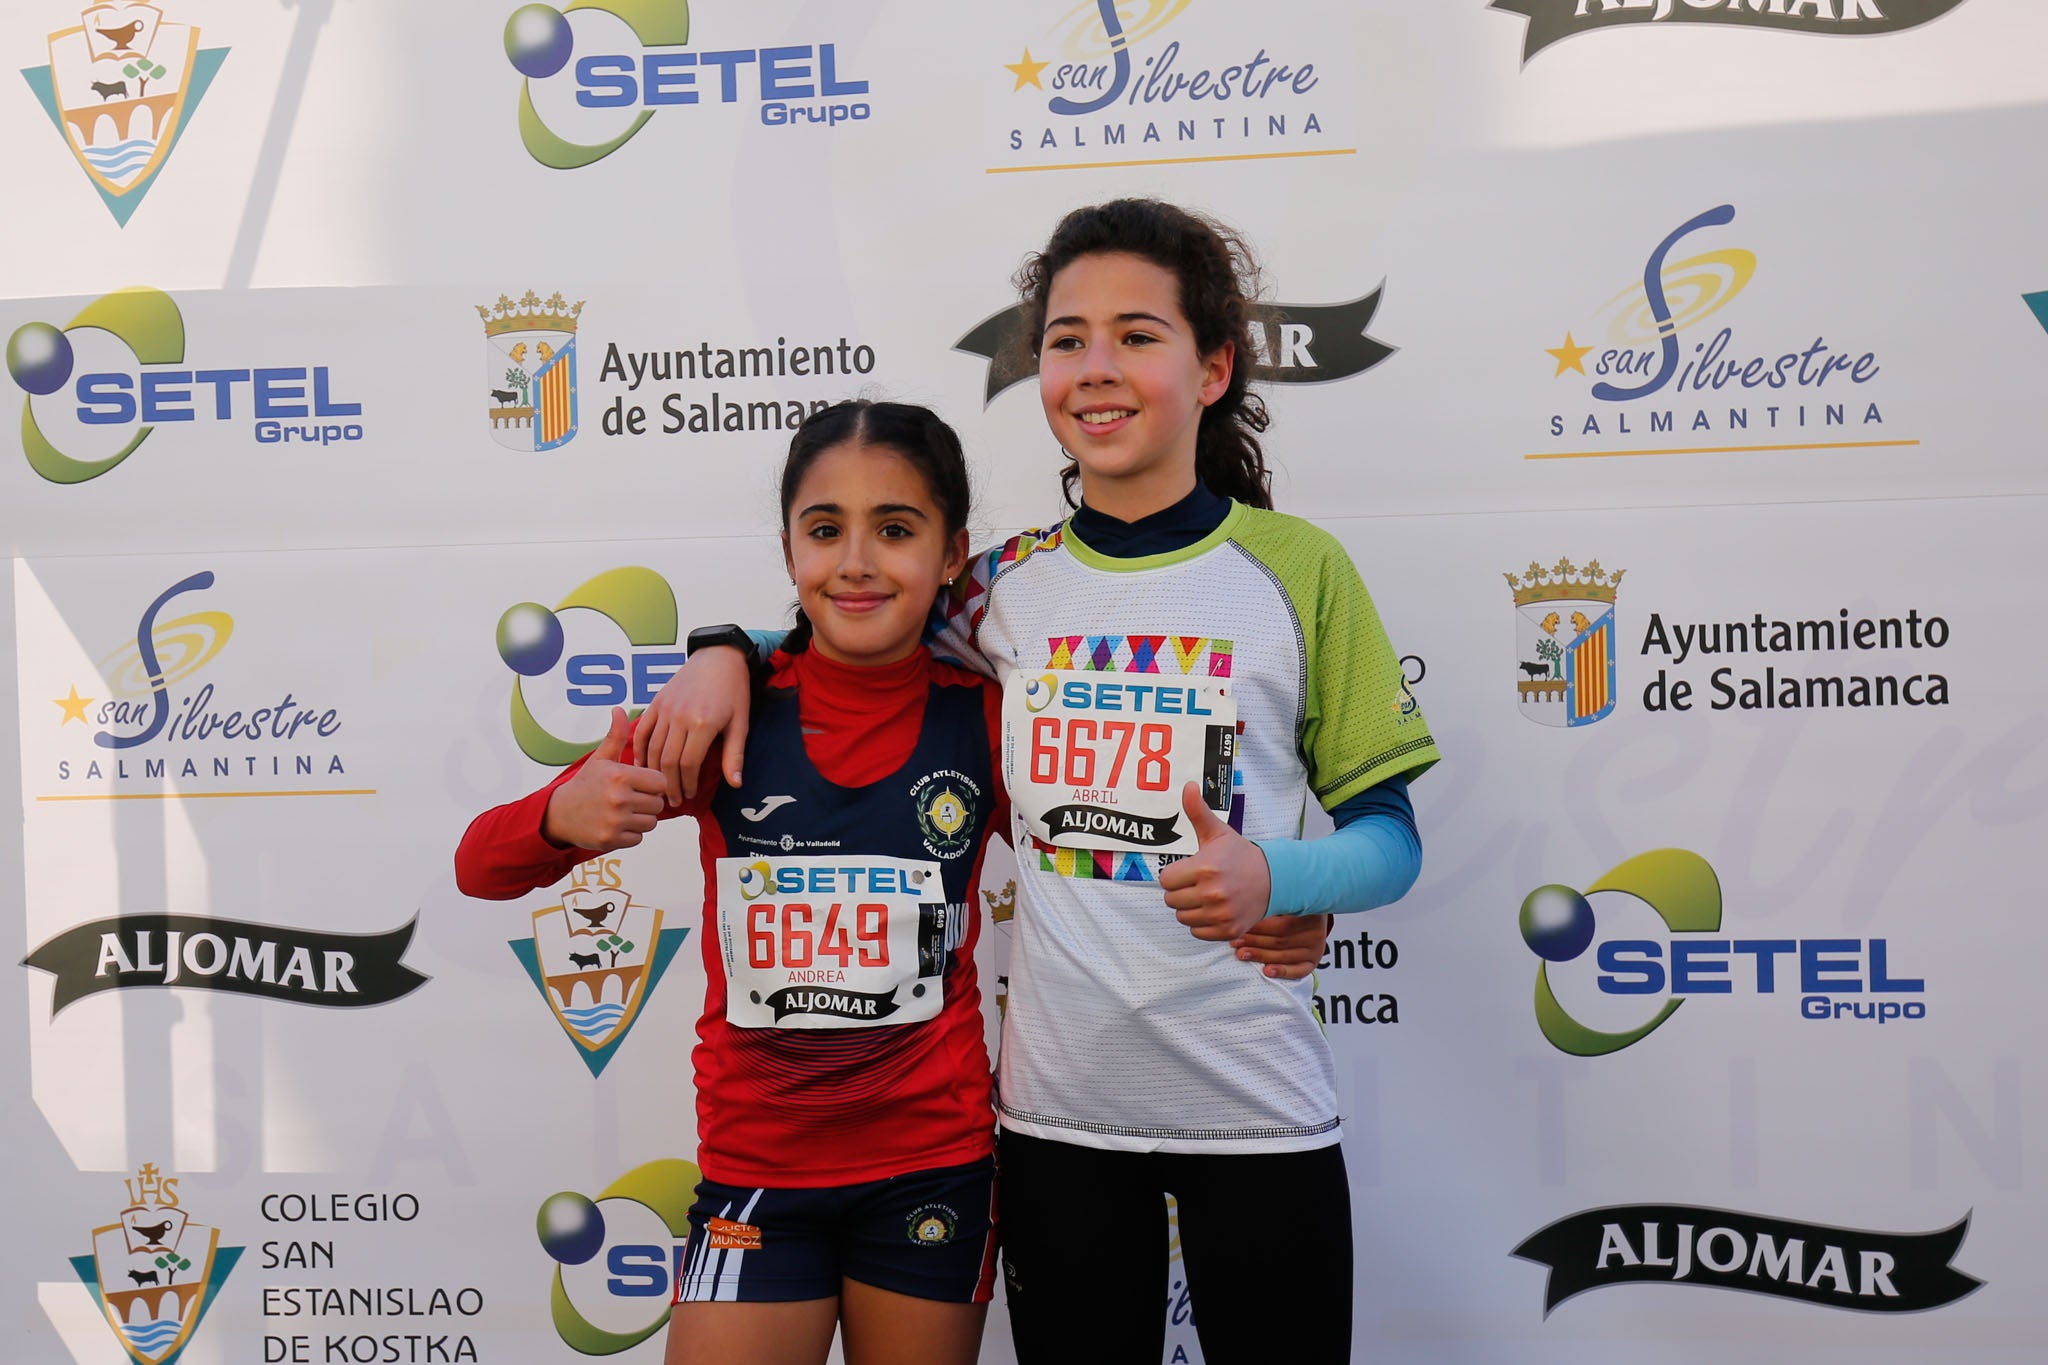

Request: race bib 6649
left=716, top=856, right=948, bottom=1030
left=1002, top=670, right=1236, bottom=855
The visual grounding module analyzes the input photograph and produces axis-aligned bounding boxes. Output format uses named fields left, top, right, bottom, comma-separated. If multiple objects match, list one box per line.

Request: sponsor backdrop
left=2, top=2, right=2043, bottom=1362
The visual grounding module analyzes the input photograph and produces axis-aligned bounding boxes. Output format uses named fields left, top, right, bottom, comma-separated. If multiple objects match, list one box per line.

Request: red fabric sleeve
left=453, top=768, right=592, bottom=900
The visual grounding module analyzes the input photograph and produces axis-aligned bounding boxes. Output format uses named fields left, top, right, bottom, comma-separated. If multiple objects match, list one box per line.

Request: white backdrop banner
left=4, top=2, right=2044, bottom=1363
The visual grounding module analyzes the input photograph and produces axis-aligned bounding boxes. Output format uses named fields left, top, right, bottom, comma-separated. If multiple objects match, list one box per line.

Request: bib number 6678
left=1028, top=718, right=1172, bottom=791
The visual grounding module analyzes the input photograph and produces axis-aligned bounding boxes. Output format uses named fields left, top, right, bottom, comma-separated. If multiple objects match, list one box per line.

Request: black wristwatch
left=684, top=623, right=768, bottom=688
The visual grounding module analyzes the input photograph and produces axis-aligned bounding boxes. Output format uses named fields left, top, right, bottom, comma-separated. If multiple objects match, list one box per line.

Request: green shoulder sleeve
left=1233, top=510, right=1440, bottom=808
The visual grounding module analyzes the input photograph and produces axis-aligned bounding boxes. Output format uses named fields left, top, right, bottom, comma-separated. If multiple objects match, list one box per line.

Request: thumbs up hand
left=1159, top=782, right=1272, bottom=943
left=591, top=704, right=634, bottom=765
left=542, top=708, right=675, bottom=852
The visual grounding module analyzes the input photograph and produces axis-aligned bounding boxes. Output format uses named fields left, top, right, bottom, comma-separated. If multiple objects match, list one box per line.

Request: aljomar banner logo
left=1514, top=1205, right=1981, bottom=1315
left=1490, top=1, right=1971, bottom=62
left=25, top=913, right=427, bottom=1015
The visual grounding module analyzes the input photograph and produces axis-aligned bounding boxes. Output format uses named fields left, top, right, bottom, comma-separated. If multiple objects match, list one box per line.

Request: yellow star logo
left=1005, top=48, right=1049, bottom=91
left=53, top=685, right=92, bottom=725
left=1546, top=332, right=1593, bottom=377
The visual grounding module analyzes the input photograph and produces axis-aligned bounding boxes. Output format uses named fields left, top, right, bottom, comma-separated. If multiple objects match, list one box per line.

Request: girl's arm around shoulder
left=925, top=526, right=1066, bottom=676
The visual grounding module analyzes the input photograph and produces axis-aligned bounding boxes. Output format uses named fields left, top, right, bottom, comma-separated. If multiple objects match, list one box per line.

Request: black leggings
left=999, top=1129, right=1353, bottom=1364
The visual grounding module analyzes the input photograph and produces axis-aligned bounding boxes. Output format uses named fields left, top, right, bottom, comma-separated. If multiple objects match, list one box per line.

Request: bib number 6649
left=717, top=856, right=946, bottom=1030
left=746, top=902, right=889, bottom=970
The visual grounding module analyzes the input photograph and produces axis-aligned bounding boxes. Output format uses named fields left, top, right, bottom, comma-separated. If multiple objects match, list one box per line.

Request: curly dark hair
left=1015, top=198, right=1272, bottom=510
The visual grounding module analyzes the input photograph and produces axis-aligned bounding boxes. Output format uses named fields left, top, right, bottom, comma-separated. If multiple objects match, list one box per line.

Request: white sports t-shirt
left=936, top=502, right=1439, bottom=1153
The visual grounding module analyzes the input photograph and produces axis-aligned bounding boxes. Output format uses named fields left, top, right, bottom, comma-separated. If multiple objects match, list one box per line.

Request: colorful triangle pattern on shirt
left=1032, top=838, right=1164, bottom=883
left=1040, top=636, right=1232, bottom=676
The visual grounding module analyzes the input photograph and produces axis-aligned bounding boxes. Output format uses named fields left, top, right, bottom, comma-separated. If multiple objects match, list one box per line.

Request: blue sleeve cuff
left=1254, top=777, right=1421, bottom=916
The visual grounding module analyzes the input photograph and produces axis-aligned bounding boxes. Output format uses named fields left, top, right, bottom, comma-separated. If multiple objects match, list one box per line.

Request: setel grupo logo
left=1505, top=557, right=1622, bottom=728
left=70, top=1164, right=242, bottom=1365
left=1537, top=205, right=1910, bottom=463
left=505, top=1, right=871, bottom=170
left=497, top=567, right=682, bottom=766
left=1519, top=849, right=1928, bottom=1056
left=995, top=0, right=1340, bottom=172
left=535, top=1159, right=698, bottom=1355
left=22, top=2, right=229, bottom=226
left=2026, top=289, right=2048, bottom=339
left=6, top=288, right=365, bottom=485
left=1491, top=0, right=1972, bottom=64
left=507, top=855, right=688, bottom=1077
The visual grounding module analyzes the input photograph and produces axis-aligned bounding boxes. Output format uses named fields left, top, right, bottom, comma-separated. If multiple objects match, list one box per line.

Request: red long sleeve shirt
left=456, top=646, right=1007, bottom=1186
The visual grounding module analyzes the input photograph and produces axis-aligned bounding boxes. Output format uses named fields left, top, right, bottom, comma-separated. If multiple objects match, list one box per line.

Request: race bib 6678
left=716, top=856, right=948, bottom=1030
left=1001, top=670, right=1236, bottom=856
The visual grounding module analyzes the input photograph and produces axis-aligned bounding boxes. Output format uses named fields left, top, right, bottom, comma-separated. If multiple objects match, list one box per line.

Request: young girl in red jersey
left=633, top=201, right=1438, bottom=1364
left=457, top=401, right=1000, bottom=1365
